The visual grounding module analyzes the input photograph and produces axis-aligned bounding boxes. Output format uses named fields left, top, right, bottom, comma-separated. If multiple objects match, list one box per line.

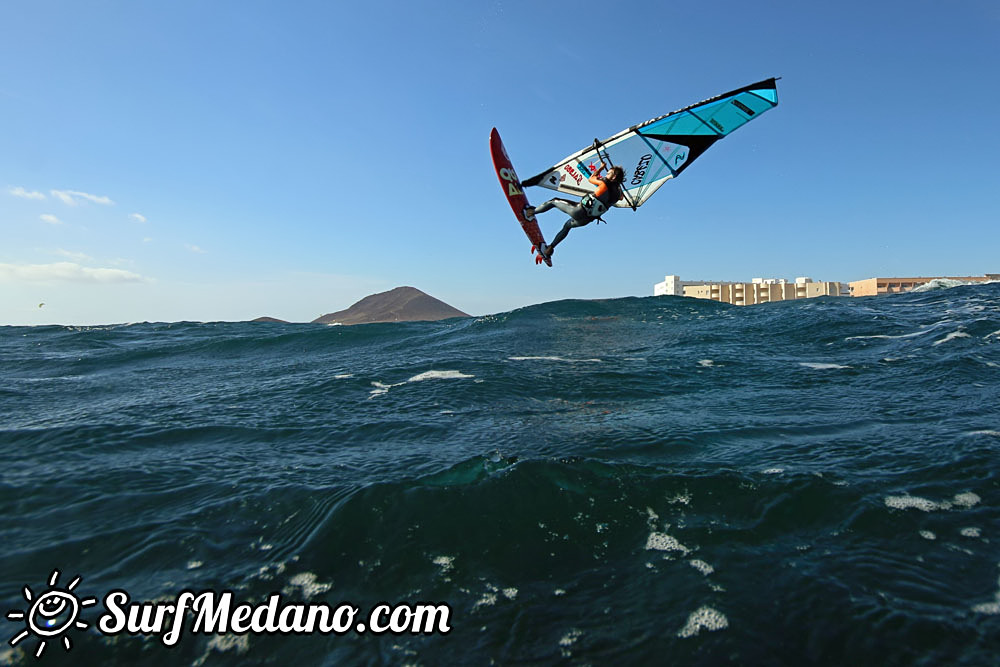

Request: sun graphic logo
left=6, top=569, right=97, bottom=659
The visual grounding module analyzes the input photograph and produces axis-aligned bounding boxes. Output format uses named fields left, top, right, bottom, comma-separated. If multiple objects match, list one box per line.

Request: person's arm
left=588, top=164, right=607, bottom=196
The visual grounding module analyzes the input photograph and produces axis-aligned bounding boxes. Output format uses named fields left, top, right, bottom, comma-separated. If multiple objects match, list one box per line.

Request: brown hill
left=312, top=286, right=469, bottom=325
left=250, top=316, right=289, bottom=323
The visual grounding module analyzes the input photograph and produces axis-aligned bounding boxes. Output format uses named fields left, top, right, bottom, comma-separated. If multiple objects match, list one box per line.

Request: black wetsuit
left=536, top=177, right=622, bottom=251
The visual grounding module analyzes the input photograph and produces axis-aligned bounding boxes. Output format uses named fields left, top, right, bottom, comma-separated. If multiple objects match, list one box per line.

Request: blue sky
left=2, top=0, right=998, bottom=324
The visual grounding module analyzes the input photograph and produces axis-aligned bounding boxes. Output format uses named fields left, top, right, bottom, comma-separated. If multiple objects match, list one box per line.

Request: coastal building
left=848, top=275, right=1000, bottom=297
left=654, top=275, right=845, bottom=306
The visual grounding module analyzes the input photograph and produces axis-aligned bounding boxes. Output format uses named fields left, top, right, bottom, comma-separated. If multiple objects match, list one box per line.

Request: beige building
left=654, top=275, right=845, bottom=306
left=848, top=275, right=1000, bottom=296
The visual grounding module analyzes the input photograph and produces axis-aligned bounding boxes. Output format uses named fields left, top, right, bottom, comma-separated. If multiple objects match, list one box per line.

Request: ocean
left=2, top=282, right=999, bottom=666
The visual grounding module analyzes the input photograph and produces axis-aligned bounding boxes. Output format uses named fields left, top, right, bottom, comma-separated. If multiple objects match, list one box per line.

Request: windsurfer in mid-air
left=525, top=164, right=625, bottom=259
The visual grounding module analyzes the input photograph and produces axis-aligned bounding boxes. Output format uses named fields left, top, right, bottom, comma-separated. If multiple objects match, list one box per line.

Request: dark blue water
left=2, top=284, right=999, bottom=665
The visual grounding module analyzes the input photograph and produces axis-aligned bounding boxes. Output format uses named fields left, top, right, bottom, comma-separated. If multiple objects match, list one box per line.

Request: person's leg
left=533, top=198, right=577, bottom=216
left=532, top=198, right=592, bottom=256
left=548, top=217, right=592, bottom=251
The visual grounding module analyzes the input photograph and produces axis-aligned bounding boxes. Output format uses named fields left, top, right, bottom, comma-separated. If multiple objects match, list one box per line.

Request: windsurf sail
left=522, top=78, right=779, bottom=209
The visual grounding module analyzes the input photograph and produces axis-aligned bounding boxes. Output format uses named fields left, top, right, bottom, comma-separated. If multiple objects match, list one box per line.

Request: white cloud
left=54, top=249, right=93, bottom=262
left=40, top=214, right=62, bottom=225
left=0, top=262, right=145, bottom=284
left=186, top=244, right=207, bottom=254
left=142, top=237, right=153, bottom=243
left=129, top=213, right=147, bottom=223
left=9, top=186, right=45, bottom=200
left=50, top=190, right=75, bottom=205
left=50, top=189, right=115, bottom=206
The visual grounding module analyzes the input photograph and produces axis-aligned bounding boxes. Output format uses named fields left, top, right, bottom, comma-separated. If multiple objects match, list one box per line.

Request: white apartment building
left=654, top=275, right=846, bottom=305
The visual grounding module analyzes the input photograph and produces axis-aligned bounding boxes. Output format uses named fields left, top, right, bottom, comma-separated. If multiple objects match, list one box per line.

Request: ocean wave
left=884, top=492, right=981, bottom=512
left=3, top=283, right=1000, bottom=665
left=369, top=369, right=475, bottom=397
left=799, top=362, right=851, bottom=370
left=508, top=356, right=602, bottom=363
left=932, top=330, right=971, bottom=346
left=911, top=278, right=1000, bottom=292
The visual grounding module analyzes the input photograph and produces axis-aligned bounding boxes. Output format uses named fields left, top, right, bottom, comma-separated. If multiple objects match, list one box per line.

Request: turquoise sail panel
left=523, top=78, right=779, bottom=208
left=753, top=88, right=778, bottom=104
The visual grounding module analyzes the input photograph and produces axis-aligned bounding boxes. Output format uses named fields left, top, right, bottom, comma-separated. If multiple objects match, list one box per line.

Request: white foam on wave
left=432, top=555, right=455, bottom=573
left=559, top=628, right=583, bottom=647
left=67, top=323, right=137, bottom=332
left=689, top=559, right=714, bottom=575
left=846, top=329, right=930, bottom=341
left=972, top=567, right=1000, bottom=615
left=646, top=507, right=660, bottom=525
left=192, top=633, right=250, bottom=665
left=283, top=572, right=332, bottom=598
left=0, top=646, right=19, bottom=666
left=474, top=592, right=497, bottom=608
left=369, top=370, right=474, bottom=397
left=911, top=278, right=976, bottom=292
left=369, top=381, right=396, bottom=397
left=968, top=430, right=1000, bottom=437
left=697, top=359, right=715, bottom=367
left=508, top=355, right=601, bottom=363
left=645, top=532, right=690, bottom=555
left=408, top=370, right=474, bottom=382
left=254, top=561, right=287, bottom=581
left=677, top=606, right=729, bottom=638
left=886, top=495, right=943, bottom=511
left=885, top=491, right=981, bottom=512
left=960, top=527, right=982, bottom=538
left=799, top=362, right=850, bottom=370
left=953, top=492, right=981, bottom=508
left=932, top=330, right=971, bottom=346
left=919, top=531, right=936, bottom=540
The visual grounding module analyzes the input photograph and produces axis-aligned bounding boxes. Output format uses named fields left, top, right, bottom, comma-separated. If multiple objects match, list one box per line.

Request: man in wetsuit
left=526, top=164, right=625, bottom=259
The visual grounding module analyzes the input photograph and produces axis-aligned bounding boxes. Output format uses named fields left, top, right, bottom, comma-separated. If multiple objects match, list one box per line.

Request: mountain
left=312, top=286, right=469, bottom=325
left=250, top=316, right=289, bottom=323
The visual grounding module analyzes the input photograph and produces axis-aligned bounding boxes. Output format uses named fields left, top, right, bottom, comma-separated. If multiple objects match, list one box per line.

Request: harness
left=580, top=193, right=608, bottom=219
left=581, top=178, right=622, bottom=223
